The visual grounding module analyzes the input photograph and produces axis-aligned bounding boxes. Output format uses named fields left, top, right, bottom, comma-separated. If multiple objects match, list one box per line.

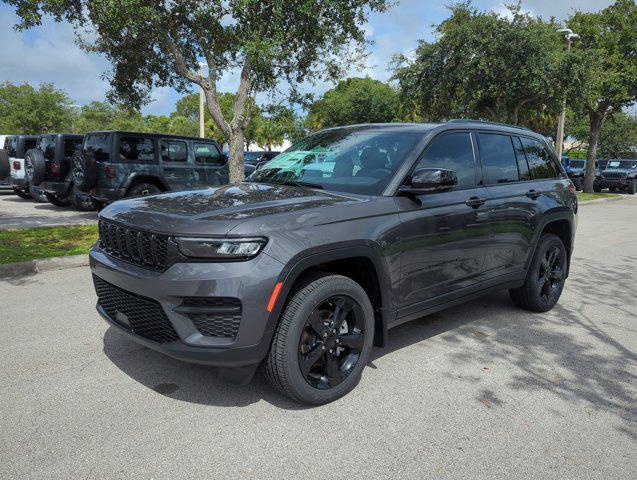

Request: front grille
left=98, top=219, right=169, bottom=269
left=178, top=297, right=242, bottom=339
left=93, top=275, right=179, bottom=344
left=603, top=171, right=627, bottom=180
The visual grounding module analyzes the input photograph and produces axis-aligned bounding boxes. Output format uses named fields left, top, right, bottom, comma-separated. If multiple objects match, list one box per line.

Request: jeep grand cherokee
left=89, top=121, right=577, bottom=405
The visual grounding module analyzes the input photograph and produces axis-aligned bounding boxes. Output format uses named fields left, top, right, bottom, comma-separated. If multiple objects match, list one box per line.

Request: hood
left=100, top=183, right=365, bottom=236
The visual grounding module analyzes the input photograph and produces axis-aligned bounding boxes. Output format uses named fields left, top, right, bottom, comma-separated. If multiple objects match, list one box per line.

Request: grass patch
left=0, top=225, right=98, bottom=264
left=576, top=191, right=619, bottom=202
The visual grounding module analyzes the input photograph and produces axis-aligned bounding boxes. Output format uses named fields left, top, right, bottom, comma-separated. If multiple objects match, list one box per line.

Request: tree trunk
left=583, top=110, right=605, bottom=193
left=228, top=128, right=246, bottom=183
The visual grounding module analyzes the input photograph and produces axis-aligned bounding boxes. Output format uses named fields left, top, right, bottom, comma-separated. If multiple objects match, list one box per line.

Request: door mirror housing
left=399, top=168, right=458, bottom=195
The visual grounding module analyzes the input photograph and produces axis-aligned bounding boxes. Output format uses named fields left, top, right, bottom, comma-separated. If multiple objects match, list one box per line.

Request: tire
left=593, top=182, right=602, bottom=193
left=24, top=148, right=46, bottom=186
left=264, top=274, right=374, bottom=405
left=0, top=149, right=9, bottom=181
left=609, top=187, right=616, bottom=192
left=71, top=150, right=98, bottom=191
left=628, top=180, right=636, bottom=195
left=44, top=192, right=72, bottom=207
left=91, top=198, right=107, bottom=211
left=29, top=186, right=48, bottom=203
left=510, top=233, right=568, bottom=313
left=13, top=187, right=32, bottom=199
left=126, top=182, right=162, bottom=198
left=575, top=178, right=583, bottom=191
left=69, top=185, right=95, bottom=211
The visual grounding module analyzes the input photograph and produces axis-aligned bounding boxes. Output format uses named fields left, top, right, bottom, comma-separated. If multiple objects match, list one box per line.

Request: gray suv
left=89, top=121, right=577, bottom=404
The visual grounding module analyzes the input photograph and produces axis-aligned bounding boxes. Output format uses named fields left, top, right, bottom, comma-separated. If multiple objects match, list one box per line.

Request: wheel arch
left=123, top=173, right=170, bottom=193
left=267, top=243, right=393, bottom=348
left=529, top=213, right=575, bottom=277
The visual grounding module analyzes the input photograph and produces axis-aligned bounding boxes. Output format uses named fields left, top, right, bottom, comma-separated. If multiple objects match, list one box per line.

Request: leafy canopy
left=307, top=77, right=400, bottom=130
left=0, top=82, right=72, bottom=134
left=393, top=2, right=583, bottom=127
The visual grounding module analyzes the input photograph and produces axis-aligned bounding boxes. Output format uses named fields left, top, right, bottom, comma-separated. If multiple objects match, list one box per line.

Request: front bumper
left=601, top=178, right=632, bottom=188
left=90, top=245, right=285, bottom=378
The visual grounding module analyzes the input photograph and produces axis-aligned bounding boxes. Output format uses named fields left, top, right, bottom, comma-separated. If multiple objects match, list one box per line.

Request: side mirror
left=399, top=168, right=457, bottom=195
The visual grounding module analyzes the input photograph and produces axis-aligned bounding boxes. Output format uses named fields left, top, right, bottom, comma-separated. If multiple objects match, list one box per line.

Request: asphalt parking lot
left=1, top=197, right=635, bottom=479
left=0, top=191, right=98, bottom=230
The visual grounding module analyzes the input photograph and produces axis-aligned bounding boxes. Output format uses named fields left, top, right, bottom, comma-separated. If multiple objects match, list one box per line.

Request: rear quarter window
left=194, top=142, right=225, bottom=165
left=520, top=137, right=559, bottom=179
left=84, top=133, right=112, bottom=161
left=119, top=136, right=155, bottom=162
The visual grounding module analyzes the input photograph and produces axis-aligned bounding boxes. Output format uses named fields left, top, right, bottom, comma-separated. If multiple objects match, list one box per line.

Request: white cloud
left=489, top=0, right=614, bottom=20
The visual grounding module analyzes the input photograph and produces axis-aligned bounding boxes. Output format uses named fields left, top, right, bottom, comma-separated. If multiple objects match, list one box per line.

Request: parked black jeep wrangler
left=89, top=120, right=577, bottom=404
left=72, top=131, right=244, bottom=210
left=24, top=133, right=89, bottom=209
left=597, top=159, right=637, bottom=194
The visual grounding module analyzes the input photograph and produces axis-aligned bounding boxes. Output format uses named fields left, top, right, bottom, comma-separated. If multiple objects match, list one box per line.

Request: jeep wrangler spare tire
left=24, top=148, right=46, bottom=185
left=0, top=149, right=10, bottom=181
left=72, top=150, right=98, bottom=191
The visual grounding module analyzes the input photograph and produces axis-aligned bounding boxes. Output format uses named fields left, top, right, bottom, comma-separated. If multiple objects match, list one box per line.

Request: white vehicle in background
left=3, top=134, right=47, bottom=201
left=0, top=135, right=12, bottom=191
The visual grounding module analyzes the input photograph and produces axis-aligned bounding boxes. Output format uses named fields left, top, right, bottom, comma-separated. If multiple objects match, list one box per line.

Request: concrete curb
left=579, top=196, right=627, bottom=206
left=0, top=254, right=89, bottom=279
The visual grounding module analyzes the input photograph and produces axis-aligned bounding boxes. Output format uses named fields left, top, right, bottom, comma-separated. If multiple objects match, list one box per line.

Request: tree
left=392, top=3, right=584, bottom=127
left=5, top=0, right=389, bottom=182
left=306, top=77, right=400, bottom=130
left=0, top=82, right=72, bottom=133
left=74, top=101, right=119, bottom=133
left=568, top=111, right=637, bottom=159
left=567, top=0, right=637, bottom=192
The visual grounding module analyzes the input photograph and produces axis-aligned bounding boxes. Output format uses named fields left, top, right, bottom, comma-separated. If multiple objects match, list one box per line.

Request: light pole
left=198, top=62, right=208, bottom=138
left=555, top=28, right=580, bottom=160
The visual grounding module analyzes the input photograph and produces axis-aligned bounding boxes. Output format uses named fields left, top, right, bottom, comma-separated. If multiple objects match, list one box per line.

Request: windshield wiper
left=279, top=180, right=324, bottom=189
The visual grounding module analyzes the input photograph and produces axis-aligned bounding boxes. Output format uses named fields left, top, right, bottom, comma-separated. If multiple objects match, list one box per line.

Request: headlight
left=175, top=237, right=266, bottom=259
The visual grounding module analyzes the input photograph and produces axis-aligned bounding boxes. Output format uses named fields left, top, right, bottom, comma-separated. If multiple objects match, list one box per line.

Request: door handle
left=466, top=196, right=486, bottom=208
left=526, top=189, right=541, bottom=199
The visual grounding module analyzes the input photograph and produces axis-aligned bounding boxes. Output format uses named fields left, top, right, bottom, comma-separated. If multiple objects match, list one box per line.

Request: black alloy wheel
left=298, top=295, right=365, bottom=390
left=536, top=245, right=564, bottom=305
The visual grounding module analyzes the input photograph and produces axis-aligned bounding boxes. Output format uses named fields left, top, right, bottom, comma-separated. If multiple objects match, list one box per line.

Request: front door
left=396, top=131, right=491, bottom=314
left=160, top=139, right=193, bottom=190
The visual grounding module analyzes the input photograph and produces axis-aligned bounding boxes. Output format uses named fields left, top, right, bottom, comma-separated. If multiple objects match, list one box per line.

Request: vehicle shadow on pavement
left=102, top=256, right=635, bottom=424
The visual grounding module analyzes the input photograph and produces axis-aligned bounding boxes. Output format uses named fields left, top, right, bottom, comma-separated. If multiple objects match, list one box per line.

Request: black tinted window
left=513, top=137, right=531, bottom=181
left=415, top=132, right=476, bottom=189
left=84, top=133, right=112, bottom=161
left=194, top=142, right=224, bottom=165
left=39, top=136, right=57, bottom=160
left=520, top=137, right=559, bottom=179
left=161, top=140, right=189, bottom=163
left=64, top=138, right=83, bottom=158
left=120, top=136, right=155, bottom=162
left=479, top=134, right=519, bottom=184
left=6, top=137, right=17, bottom=157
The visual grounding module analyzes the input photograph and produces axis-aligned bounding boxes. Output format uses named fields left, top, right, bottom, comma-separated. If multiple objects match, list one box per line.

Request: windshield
left=570, top=160, right=585, bottom=169
left=84, top=133, right=112, bottom=161
left=248, top=129, right=423, bottom=195
left=606, top=160, right=637, bottom=169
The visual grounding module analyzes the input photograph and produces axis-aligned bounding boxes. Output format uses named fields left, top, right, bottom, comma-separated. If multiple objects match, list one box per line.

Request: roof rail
left=446, top=119, right=532, bottom=131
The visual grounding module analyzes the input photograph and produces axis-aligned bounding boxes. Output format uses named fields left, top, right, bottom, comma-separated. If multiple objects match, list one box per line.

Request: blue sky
left=0, top=0, right=613, bottom=116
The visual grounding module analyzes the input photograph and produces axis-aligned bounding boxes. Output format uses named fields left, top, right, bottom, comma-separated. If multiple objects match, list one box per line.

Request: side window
left=479, top=133, right=519, bottom=184
left=160, top=140, right=189, bottom=163
left=194, top=142, right=224, bottom=165
left=64, top=139, right=83, bottom=158
left=119, top=136, right=155, bottom=162
left=414, top=132, right=476, bottom=189
left=513, top=136, right=531, bottom=181
left=520, top=137, right=559, bottom=180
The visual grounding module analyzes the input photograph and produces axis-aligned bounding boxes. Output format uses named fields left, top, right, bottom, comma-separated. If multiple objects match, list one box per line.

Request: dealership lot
left=0, top=197, right=635, bottom=479
left=0, top=192, right=97, bottom=230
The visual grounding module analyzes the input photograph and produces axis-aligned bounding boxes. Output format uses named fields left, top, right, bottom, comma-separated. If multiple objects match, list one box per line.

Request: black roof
left=85, top=130, right=220, bottom=143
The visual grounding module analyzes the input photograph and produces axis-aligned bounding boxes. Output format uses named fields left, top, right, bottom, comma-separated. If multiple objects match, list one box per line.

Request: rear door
left=396, top=130, right=491, bottom=313
left=192, top=141, right=229, bottom=187
left=477, top=132, right=539, bottom=282
left=160, top=138, right=193, bottom=190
